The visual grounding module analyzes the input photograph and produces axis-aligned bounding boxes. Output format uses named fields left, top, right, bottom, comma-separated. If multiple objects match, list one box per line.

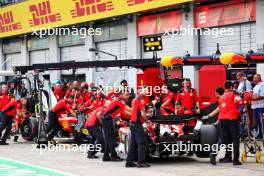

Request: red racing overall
left=218, top=91, right=240, bottom=162
left=126, top=95, right=148, bottom=164
left=102, top=98, right=126, bottom=161
left=0, top=100, right=22, bottom=143
left=85, top=107, right=105, bottom=158
left=47, top=99, right=73, bottom=140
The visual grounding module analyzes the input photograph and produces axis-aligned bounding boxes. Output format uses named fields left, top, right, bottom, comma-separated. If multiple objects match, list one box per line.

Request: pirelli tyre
left=195, top=124, right=218, bottom=158
left=20, top=117, right=38, bottom=141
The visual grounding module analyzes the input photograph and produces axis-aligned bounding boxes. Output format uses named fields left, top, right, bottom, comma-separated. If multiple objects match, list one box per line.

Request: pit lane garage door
left=5, top=53, right=21, bottom=71
left=142, top=34, right=184, bottom=59
left=94, top=39, right=128, bottom=86
left=199, top=23, right=257, bottom=55
left=29, top=50, right=49, bottom=65
left=61, top=45, right=86, bottom=62
left=60, top=45, right=86, bottom=75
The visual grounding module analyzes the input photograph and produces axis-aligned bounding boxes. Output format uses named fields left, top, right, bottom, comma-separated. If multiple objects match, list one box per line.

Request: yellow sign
left=144, top=41, right=161, bottom=47
left=0, top=0, right=192, bottom=38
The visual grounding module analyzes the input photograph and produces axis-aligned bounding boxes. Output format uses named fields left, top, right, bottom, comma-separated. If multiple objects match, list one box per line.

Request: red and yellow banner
left=137, top=11, right=182, bottom=36
left=0, top=0, right=192, bottom=38
left=195, top=0, right=256, bottom=28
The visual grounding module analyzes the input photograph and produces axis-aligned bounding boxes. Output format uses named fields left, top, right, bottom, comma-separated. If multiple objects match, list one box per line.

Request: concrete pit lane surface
left=0, top=139, right=263, bottom=176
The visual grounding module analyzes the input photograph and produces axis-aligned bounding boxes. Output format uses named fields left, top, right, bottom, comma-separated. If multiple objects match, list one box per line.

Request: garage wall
left=200, top=23, right=257, bottom=55
left=142, top=33, right=184, bottom=58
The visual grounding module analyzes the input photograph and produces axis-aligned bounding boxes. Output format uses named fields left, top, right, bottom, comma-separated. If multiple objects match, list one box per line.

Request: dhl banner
left=0, top=0, right=192, bottom=38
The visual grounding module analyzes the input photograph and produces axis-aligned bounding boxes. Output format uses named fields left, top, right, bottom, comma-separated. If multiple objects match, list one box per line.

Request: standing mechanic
left=209, top=81, right=242, bottom=165
left=47, top=96, right=76, bottom=143
left=126, top=87, right=150, bottom=168
left=102, top=90, right=132, bottom=162
left=203, top=87, right=233, bottom=165
left=175, top=78, right=200, bottom=114
left=0, top=98, right=27, bottom=145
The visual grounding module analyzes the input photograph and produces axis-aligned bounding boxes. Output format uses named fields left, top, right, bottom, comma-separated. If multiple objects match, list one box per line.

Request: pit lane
left=0, top=138, right=263, bottom=176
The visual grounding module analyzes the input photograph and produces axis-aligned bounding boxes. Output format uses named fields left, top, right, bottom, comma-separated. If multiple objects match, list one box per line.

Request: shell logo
left=221, top=103, right=226, bottom=108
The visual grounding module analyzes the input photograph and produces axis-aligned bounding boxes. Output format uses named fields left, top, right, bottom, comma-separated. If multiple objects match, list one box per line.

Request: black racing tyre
left=195, top=124, right=218, bottom=158
left=20, top=117, right=38, bottom=141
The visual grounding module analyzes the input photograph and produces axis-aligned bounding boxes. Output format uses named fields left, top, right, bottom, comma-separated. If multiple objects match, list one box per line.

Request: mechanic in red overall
left=53, top=83, right=65, bottom=101
left=126, top=87, right=150, bottom=168
left=0, top=83, right=13, bottom=111
left=160, top=86, right=176, bottom=115
left=65, top=81, right=82, bottom=106
left=85, top=101, right=110, bottom=159
left=80, top=82, right=91, bottom=102
left=217, top=81, right=242, bottom=165
left=175, top=78, right=200, bottom=114
left=79, top=99, right=94, bottom=115
left=47, top=96, right=76, bottom=143
left=0, top=98, right=27, bottom=145
left=102, top=90, right=132, bottom=162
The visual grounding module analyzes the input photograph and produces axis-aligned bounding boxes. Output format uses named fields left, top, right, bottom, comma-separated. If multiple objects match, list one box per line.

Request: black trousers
left=126, top=122, right=147, bottom=163
left=219, top=120, right=240, bottom=161
left=87, top=125, right=105, bottom=156
left=211, top=123, right=232, bottom=158
left=102, top=117, right=118, bottom=159
left=47, top=111, right=60, bottom=140
left=0, top=113, right=13, bottom=143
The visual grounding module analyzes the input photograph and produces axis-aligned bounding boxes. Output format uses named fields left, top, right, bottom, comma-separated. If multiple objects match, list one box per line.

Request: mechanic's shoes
left=102, top=156, right=111, bottom=161
left=233, top=160, right=242, bottom=166
left=48, top=139, right=58, bottom=145
left=137, top=162, right=151, bottom=168
left=209, top=153, right=216, bottom=165
left=13, top=136, right=19, bottom=142
left=125, top=162, right=137, bottom=168
left=219, top=157, right=232, bottom=163
left=111, top=156, right=124, bottom=162
left=0, top=141, right=9, bottom=145
left=87, top=155, right=99, bottom=159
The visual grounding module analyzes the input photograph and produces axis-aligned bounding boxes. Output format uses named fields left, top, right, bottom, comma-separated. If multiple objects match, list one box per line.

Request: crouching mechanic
left=102, top=90, right=132, bottom=161
left=0, top=98, right=27, bottom=145
left=126, top=87, right=150, bottom=168
left=47, top=96, right=76, bottom=144
left=85, top=101, right=110, bottom=159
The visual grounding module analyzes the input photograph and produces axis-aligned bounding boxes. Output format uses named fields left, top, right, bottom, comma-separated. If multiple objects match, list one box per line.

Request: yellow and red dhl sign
left=0, top=0, right=192, bottom=38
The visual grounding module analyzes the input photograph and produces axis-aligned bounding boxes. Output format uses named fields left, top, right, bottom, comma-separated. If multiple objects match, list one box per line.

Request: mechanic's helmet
left=81, top=82, right=89, bottom=89
left=55, top=80, right=61, bottom=85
